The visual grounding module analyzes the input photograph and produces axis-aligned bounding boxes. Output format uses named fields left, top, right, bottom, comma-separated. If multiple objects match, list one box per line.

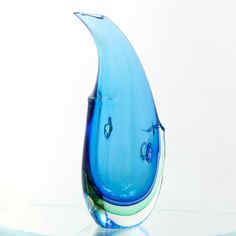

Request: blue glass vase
left=75, top=12, right=165, bottom=229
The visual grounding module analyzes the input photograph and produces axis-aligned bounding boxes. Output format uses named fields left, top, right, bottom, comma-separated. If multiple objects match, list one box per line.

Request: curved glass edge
left=0, top=226, right=48, bottom=236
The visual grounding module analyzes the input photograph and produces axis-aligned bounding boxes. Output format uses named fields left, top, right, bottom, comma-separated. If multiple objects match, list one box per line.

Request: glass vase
left=75, top=12, right=165, bottom=229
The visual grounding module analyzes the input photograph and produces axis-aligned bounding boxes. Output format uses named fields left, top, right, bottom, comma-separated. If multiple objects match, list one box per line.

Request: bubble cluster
left=104, top=117, right=113, bottom=139
left=140, top=142, right=152, bottom=163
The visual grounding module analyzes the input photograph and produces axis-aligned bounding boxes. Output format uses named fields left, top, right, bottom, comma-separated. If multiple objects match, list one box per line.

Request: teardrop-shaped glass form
left=75, top=12, right=165, bottom=228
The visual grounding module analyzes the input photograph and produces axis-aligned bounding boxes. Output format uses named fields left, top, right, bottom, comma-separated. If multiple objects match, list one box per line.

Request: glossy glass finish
left=75, top=12, right=165, bottom=228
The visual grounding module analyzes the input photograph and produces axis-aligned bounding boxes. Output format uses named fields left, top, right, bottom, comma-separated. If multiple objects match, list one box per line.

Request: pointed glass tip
left=74, top=12, right=104, bottom=20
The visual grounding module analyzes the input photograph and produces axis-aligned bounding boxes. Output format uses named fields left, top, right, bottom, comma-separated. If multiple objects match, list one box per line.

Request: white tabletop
left=0, top=204, right=235, bottom=236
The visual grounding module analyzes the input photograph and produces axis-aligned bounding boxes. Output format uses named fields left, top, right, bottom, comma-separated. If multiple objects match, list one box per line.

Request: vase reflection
left=78, top=225, right=150, bottom=236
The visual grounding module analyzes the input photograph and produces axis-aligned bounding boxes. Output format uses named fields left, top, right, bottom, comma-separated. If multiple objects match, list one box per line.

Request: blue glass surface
left=75, top=12, right=165, bottom=228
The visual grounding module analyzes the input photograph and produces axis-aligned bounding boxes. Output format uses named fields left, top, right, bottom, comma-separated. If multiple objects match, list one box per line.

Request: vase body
left=75, top=12, right=165, bottom=228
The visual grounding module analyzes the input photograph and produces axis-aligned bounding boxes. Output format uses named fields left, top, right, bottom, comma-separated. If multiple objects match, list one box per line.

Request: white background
left=0, top=0, right=235, bottom=214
